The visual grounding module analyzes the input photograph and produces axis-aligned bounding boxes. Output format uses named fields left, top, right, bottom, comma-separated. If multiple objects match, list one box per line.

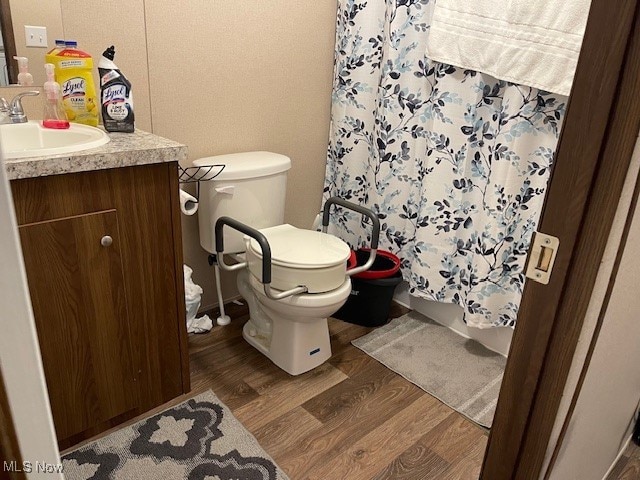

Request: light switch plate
left=24, top=25, right=47, bottom=48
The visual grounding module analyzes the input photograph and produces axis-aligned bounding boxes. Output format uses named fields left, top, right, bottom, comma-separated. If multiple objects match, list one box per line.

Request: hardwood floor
left=606, top=441, right=640, bottom=480
left=64, top=301, right=488, bottom=479
left=190, top=301, right=487, bottom=479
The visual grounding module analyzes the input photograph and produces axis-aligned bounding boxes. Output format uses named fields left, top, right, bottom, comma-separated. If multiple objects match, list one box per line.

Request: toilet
left=195, top=152, right=379, bottom=375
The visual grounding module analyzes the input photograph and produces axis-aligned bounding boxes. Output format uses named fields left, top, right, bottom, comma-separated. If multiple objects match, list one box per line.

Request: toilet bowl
left=230, top=222, right=360, bottom=375
left=237, top=269, right=352, bottom=375
left=195, top=151, right=379, bottom=375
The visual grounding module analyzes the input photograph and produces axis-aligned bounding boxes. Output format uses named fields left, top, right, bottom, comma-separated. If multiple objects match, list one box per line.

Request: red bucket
left=350, top=248, right=401, bottom=280
left=347, top=250, right=357, bottom=270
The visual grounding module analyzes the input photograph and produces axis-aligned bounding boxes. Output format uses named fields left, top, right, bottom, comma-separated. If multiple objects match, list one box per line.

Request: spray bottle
left=42, top=64, right=69, bottom=129
left=98, top=46, right=134, bottom=132
left=13, top=56, right=33, bottom=86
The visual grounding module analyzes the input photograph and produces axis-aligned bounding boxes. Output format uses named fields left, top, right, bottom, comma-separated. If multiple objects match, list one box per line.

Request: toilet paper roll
left=179, top=189, right=198, bottom=216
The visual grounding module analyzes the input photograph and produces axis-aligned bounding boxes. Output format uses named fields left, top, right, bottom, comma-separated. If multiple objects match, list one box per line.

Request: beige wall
left=142, top=0, right=336, bottom=227
left=9, top=0, right=64, bottom=85
left=543, top=135, right=640, bottom=479
left=50, top=1, right=337, bottom=308
left=59, top=0, right=152, bottom=132
left=143, top=0, right=336, bottom=307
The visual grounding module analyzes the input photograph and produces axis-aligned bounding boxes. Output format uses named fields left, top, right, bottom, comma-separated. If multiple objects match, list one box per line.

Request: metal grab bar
left=215, top=216, right=308, bottom=300
left=322, top=197, right=381, bottom=277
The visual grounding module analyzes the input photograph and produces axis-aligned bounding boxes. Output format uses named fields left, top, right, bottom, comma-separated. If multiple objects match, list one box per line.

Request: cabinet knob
left=101, top=235, right=113, bottom=247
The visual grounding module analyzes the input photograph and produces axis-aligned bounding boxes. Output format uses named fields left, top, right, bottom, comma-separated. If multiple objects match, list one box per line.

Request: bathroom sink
left=0, top=121, right=110, bottom=159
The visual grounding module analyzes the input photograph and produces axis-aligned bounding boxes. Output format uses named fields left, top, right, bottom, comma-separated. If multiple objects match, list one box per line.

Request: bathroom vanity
left=5, top=130, right=190, bottom=449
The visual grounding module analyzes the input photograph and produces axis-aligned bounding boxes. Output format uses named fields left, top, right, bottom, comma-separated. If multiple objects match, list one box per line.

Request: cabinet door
left=18, top=210, right=138, bottom=441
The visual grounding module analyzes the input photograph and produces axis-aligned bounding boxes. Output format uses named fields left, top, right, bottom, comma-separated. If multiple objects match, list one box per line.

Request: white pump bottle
left=42, top=63, right=69, bottom=129
left=13, top=56, right=33, bottom=86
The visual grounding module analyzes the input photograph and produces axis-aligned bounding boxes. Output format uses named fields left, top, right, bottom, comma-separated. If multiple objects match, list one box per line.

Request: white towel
left=425, top=0, right=591, bottom=95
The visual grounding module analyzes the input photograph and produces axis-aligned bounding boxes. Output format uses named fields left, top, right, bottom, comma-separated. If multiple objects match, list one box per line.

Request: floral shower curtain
left=324, top=0, right=567, bottom=328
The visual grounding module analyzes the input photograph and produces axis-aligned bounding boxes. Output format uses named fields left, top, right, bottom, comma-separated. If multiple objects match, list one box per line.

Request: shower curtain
left=324, top=0, right=566, bottom=328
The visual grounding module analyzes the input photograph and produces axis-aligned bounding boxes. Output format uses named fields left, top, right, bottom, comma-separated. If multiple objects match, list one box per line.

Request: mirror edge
left=0, top=0, right=17, bottom=84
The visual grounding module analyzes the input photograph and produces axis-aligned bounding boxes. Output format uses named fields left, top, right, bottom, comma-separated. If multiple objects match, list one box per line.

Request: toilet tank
left=194, top=152, right=291, bottom=254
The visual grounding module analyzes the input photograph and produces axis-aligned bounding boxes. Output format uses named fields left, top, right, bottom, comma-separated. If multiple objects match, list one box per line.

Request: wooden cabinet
left=19, top=210, right=138, bottom=441
left=11, top=163, right=189, bottom=449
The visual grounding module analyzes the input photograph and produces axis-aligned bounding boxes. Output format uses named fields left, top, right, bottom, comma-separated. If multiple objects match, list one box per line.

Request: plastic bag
left=184, top=265, right=212, bottom=333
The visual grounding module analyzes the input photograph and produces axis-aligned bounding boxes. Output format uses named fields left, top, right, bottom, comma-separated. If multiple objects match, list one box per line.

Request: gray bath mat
left=352, top=311, right=506, bottom=427
left=62, top=390, right=288, bottom=479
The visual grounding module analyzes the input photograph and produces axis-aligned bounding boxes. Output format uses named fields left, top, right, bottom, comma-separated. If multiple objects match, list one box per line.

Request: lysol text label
left=62, top=77, right=86, bottom=98
left=103, top=85, right=127, bottom=104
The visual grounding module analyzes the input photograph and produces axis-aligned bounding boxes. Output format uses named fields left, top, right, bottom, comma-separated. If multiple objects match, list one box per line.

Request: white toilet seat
left=245, top=224, right=352, bottom=293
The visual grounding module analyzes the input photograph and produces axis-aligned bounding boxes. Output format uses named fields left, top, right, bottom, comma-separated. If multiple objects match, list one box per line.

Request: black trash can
left=334, top=249, right=403, bottom=327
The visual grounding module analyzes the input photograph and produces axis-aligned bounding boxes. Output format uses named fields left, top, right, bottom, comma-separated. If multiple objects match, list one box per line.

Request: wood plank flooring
left=64, top=301, right=488, bottom=479
left=190, top=301, right=487, bottom=479
left=606, top=441, right=640, bottom=480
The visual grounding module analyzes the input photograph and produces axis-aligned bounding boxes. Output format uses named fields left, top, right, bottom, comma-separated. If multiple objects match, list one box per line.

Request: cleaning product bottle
left=49, top=40, right=99, bottom=126
left=12, top=56, right=33, bottom=86
left=98, top=46, right=134, bottom=133
left=45, top=39, right=66, bottom=64
left=42, top=63, right=69, bottom=129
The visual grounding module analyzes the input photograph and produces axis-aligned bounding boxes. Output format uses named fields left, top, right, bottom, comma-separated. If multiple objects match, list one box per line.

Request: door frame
left=0, top=0, right=17, bottom=84
left=482, top=0, right=640, bottom=478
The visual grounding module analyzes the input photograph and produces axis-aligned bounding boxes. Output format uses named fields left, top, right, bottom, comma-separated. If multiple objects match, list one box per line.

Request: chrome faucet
left=0, top=90, right=40, bottom=124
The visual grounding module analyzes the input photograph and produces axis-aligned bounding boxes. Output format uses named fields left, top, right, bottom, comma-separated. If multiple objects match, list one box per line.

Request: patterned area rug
left=62, top=390, right=288, bottom=480
left=353, top=311, right=506, bottom=428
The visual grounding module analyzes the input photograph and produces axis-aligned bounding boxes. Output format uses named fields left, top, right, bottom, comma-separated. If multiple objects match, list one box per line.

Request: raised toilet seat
left=246, top=224, right=352, bottom=293
left=216, top=197, right=380, bottom=375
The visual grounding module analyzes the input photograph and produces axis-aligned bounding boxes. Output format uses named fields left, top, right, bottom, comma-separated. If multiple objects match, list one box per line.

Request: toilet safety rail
left=215, top=217, right=308, bottom=300
left=215, top=197, right=381, bottom=301
left=321, top=197, right=380, bottom=277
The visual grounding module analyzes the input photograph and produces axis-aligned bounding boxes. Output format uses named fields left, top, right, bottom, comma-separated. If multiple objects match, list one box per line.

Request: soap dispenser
left=13, top=56, right=33, bottom=86
left=42, top=63, right=69, bottom=129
